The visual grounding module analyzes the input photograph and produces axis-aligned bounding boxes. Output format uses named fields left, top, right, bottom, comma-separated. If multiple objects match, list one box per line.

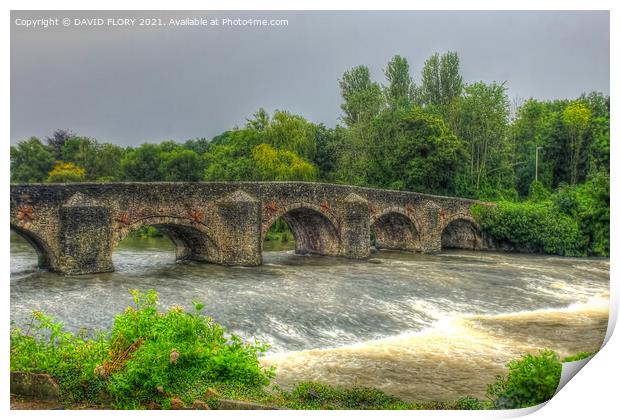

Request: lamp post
left=535, top=146, right=543, bottom=182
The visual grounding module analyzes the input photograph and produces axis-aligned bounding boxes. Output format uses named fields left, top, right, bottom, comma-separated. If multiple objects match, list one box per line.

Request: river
left=10, top=232, right=609, bottom=402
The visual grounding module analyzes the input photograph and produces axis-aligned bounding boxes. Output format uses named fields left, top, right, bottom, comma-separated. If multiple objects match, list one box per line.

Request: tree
left=47, top=161, right=86, bottom=183
left=159, top=149, right=205, bottom=181
left=251, top=143, right=317, bottom=181
left=120, top=144, right=164, bottom=181
left=262, top=110, right=318, bottom=161
left=183, top=138, right=210, bottom=154
left=10, top=137, right=56, bottom=183
left=203, top=129, right=262, bottom=181
left=245, top=108, right=270, bottom=131
left=369, top=108, right=466, bottom=194
left=455, top=81, right=512, bottom=196
left=420, top=52, right=463, bottom=110
left=383, top=55, right=413, bottom=108
left=563, top=102, right=592, bottom=185
left=338, top=65, right=383, bottom=126
left=45, top=129, right=75, bottom=159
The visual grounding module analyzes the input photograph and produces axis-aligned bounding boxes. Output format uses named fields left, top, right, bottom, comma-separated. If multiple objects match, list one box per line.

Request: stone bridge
left=10, top=182, right=491, bottom=275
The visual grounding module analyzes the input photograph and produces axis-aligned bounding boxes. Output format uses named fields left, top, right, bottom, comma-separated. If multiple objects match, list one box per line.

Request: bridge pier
left=213, top=190, right=262, bottom=266
left=341, top=193, right=371, bottom=259
left=57, top=194, right=114, bottom=275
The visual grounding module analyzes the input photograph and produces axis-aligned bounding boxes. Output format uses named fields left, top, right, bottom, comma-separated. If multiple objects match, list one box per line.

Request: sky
left=10, top=10, right=610, bottom=146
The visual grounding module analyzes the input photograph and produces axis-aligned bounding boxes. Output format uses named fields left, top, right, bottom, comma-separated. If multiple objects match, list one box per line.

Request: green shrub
left=127, top=226, right=163, bottom=238
left=456, top=396, right=484, bottom=410
left=487, top=349, right=562, bottom=409
left=473, top=201, right=586, bottom=256
left=286, top=382, right=409, bottom=409
left=10, top=290, right=273, bottom=409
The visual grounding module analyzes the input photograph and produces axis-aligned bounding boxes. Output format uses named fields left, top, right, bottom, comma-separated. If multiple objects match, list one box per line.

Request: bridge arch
left=114, top=216, right=220, bottom=263
left=262, top=203, right=341, bottom=256
left=10, top=224, right=54, bottom=270
left=370, top=208, right=421, bottom=252
left=440, top=215, right=483, bottom=250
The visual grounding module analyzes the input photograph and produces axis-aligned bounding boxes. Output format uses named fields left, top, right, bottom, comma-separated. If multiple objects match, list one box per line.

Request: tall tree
left=562, top=102, right=592, bottom=185
left=455, top=81, right=512, bottom=195
left=338, top=65, right=383, bottom=126
left=383, top=55, right=413, bottom=108
left=420, top=52, right=463, bottom=110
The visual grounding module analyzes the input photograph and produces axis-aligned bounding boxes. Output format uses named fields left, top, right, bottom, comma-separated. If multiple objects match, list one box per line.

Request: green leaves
left=11, top=290, right=272, bottom=409
left=487, top=350, right=562, bottom=409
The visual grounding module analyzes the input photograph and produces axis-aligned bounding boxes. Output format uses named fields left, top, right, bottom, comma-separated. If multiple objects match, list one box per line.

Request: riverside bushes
left=10, top=290, right=273, bottom=409
left=473, top=201, right=586, bottom=256
left=473, top=174, right=609, bottom=257
left=487, top=349, right=562, bottom=409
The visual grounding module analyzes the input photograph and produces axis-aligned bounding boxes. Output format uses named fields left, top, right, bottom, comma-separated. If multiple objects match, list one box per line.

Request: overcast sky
left=11, top=10, right=609, bottom=146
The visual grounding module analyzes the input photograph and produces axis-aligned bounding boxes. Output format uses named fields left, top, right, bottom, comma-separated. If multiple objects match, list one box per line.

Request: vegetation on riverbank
left=10, top=290, right=595, bottom=410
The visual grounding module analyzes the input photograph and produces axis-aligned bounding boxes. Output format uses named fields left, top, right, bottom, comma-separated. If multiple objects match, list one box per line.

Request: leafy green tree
left=183, top=138, right=210, bottom=154
left=369, top=107, right=466, bottom=194
left=455, top=81, right=513, bottom=196
left=245, top=108, right=271, bottom=131
left=383, top=55, right=413, bottom=108
left=563, top=102, right=592, bottom=185
left=313, top=124, right=341, bottom=181
left=252, top=143, right=317, bottom=181
left=338, top=65, right=383, bottom=126
left=120, top=144, right=165, bottom=181
left=420, top=52, right=463, bottom=110
left=159, top=149, right=205, bottom=181
left=45, top=129, right=75, bottom=159
left=203, top=129, right=262, bottom=181
left=263, top=110, right=318, bottom=161
left=10, top=137, right=56, bottom=183
left=47, top=161, right=86, bottom=183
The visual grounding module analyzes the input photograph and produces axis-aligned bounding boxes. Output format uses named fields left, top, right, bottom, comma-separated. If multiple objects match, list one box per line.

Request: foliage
left=562, top=352, right=594, bottom=362
left=10, top=311, right=110, bottom=404
left=339, top=65, right=384, bottom=126
left=10, top=137, right=56, bottom=183
left=120, top=144, right=165, bottom=181
left=10, top=290, right=273, bottom=409
left=47, top=161, right=86, bottom=183
left=487, top=349, right=561, bottom=409
left=454, top=81, right=512, bottom=195
left=159, top=148, right=205, bottom=181
left=562, top=102, right=592, bottom=185
left=383, top=55, right=414, bottom=108
left=368, top=107, right=465, bottom=194
left=419, top=51, right=463, bottom=111
left=284, top=382, right=411, bottom=410
left=473, top=201, right=586, bottom=256
left=456, top=396, right=484, bottom=410
left=552, top=172, right=609, bottom=256
left=252, top=143, right=317, bottom=181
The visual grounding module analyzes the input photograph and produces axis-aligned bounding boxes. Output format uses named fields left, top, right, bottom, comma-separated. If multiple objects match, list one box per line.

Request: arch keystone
left=62, top=192, right=102, bottom=207
left=344, top=192, right=368, bottom=204
left=217, top=189, right=258, bottom=204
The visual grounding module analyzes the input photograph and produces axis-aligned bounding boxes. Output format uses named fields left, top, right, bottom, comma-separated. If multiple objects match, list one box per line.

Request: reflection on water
left=10, top=232, right=609, bottom=401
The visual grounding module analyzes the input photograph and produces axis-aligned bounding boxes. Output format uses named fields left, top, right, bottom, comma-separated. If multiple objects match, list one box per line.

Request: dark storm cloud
left=10, top=10, right=609, bottom=146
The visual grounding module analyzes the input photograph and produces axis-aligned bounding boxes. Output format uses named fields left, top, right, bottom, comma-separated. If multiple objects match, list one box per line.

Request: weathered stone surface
left=10, top=372, right=60, bottom=401
left=191, top=399, right=210, bottom=409
left=10, top=182, right=493, bottom=275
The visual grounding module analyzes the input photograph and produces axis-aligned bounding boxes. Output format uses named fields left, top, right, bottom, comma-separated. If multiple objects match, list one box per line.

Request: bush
left=46, top=161, right=86, bottom=183
left=456, top=396, right=484, bottom=410
left=473, top=201, right=586, bottom=256
left=10, top=290, right=273, bottom=409
left=487, top=349, right=562, bottom=409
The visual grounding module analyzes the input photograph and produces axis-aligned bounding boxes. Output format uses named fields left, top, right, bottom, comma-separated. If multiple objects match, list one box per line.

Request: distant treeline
left=10, top=52, right=610, bottom=256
